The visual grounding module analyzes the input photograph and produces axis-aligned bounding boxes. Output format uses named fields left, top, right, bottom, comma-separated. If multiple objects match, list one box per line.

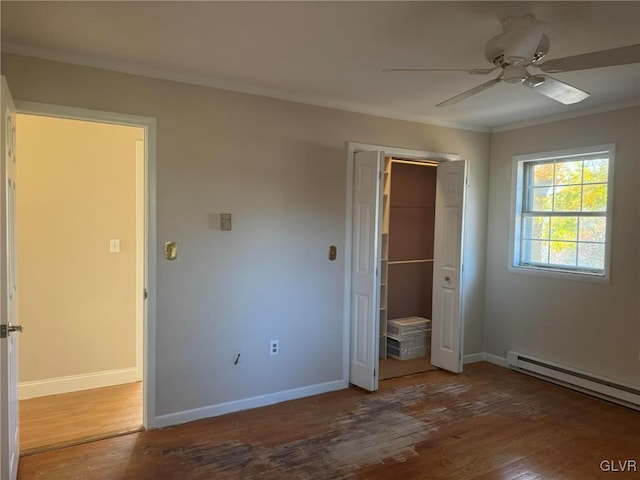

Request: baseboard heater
left=506, top=351, right=640, bottom=411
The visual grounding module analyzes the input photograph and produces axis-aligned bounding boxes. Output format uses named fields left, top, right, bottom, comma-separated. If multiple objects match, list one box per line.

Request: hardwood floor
left=20, top=382, right=143, bottom=455
left=379, top=353, right=436, bottom=380
left=17, top=363, right=640, bottom=479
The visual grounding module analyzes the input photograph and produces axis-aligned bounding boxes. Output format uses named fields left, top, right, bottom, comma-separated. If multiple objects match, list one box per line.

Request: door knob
left=445, top=276, right=450, bottom=282
left=8, top=324, right=24, bottom=333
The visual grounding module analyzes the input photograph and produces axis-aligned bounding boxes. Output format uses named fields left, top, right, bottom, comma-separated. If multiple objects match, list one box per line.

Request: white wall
left=485, top=107, right=640, bottom=386
left=2, top=53, right=490, bottom=420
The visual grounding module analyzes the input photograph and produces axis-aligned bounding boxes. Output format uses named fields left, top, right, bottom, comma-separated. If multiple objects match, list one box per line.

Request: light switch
left=220, top=213, right=232, bottom=231
left=110, top=239, right=120, bottom=253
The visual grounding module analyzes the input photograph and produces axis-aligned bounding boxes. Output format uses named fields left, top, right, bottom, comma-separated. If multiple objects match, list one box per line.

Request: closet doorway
left=379, top=158, right=437, bottom=380
left=347, top=144, right=466, bottom=392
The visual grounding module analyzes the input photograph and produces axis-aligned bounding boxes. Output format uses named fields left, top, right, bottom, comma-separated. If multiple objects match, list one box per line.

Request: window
left=510, top=145, right=614, bottom=280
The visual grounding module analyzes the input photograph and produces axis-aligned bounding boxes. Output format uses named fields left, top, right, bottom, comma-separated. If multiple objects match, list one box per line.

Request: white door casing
left=1, top=75, right=20, bottom=480
left=431, top=160, right=467, bottom=373
left=14, top=99, right=157, bottom=429
left=349, top=150, right=383, bottom=391
left=135, top=140, right=144, bottom=382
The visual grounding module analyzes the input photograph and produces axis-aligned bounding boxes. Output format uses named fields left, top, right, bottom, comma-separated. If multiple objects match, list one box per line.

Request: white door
left=1, top=76, right=21, bottom=480
left=431, top=160, right=467, bottom=373
left=349, top=150, right=383, bottom=391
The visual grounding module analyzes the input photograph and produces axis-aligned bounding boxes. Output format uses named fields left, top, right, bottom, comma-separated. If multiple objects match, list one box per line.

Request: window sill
left=508, top=264, right=610, bottom=284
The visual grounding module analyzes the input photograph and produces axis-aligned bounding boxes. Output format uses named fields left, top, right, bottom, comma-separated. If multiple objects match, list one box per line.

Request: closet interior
left=379, top=157, right=437, bottom=379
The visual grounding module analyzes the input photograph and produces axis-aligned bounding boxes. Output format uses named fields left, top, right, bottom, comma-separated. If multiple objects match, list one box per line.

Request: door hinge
left=373, top=368, right=376, bottom=377
left=0, top=325, right=5, bottom=338
left=144, top=288, right=148, bottom=300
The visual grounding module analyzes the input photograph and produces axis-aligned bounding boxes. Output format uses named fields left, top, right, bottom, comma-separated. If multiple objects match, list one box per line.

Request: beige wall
left=16, top=114, right=142, bottom=383
left=2, top=53, right=490, bottom=418
left=485, top=107, right=640, bottom=386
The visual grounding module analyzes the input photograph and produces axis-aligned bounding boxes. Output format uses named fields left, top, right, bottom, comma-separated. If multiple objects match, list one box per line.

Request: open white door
left=431, top=160, right=466, bottom=373
left=349, top=150, right=383, bottom=391
left=1, top=76, right=21, bottom=480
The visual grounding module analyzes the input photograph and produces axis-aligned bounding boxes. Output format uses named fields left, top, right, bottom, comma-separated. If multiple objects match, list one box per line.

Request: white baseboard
left=463, top=352, right=508, bottom=367
left=150, top=354, right=514, bottom=430
left=463, top=353, right=485, bottom=364
left=19, top=367, right=139, bottom=400
left=484, top=353, right=508, bottom=367
left=152, top=379, right=347, bottom=429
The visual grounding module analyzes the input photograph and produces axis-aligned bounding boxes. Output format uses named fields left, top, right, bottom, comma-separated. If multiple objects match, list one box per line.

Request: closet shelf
left=389, top=205, right=436, bottom=209
left=388, top=259, right=434, bottom=265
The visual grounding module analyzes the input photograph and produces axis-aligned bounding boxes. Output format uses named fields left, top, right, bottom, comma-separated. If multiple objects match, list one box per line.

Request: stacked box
left=386, top=316, right=431, bottom=360
left=387, top=316, right=431, bottom=340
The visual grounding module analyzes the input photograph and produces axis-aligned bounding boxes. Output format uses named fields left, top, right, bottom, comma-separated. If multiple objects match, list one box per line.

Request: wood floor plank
left=17, top=363, right=640, bottom=479
left=379, top=353, right=436, bottom=380
left=20, top=382, right=143, bottom=454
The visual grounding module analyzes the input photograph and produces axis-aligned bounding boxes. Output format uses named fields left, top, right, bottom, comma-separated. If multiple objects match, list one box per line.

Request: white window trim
left=508, top=144, right=615, bottom=284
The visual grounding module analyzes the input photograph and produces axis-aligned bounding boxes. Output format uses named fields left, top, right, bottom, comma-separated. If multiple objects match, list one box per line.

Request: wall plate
left=220, top=213, right=232, bottom=231
left=164, top=241, right=177, bottom=260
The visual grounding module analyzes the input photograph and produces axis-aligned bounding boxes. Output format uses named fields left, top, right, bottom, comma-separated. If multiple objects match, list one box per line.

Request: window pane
left=583, top=159, right=608, bottom=183
left=578, top=217, right=606, bottom=243
left=522, top=239, right=549, bottom=264
left=582, top=184, right=607, bottom=212
left=554, top=160, right=582, bottom=185
left=529, top=187, right=553, bottom=211
left=531, top=163, right=554, bottom=186
left=550, top=217, right=577, bottom=241
left=578, top=243, right=605, bottom=270
left=554, top=186, right=581, bottom=211
left=515, top=149, right=612, bottom=276
left=523, top=216, right=549, bottom=240
left=549, top=241, right=577, bottom=266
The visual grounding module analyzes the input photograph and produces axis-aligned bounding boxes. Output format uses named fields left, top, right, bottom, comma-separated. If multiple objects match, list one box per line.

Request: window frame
left=508, top=144, right=615, bottom=283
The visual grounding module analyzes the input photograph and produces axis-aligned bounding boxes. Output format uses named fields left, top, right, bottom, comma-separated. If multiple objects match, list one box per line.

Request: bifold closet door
left=349, top=150, right=383, bottom=392
left=431, top=160, right=467, bottom=373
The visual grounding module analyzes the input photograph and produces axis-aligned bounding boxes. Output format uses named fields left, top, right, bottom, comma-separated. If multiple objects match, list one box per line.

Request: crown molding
left=490, top=98, right=640, bottom=133
left=6, top=42, right=635, bottom=135
left=2, top=42, right=490, bottom=133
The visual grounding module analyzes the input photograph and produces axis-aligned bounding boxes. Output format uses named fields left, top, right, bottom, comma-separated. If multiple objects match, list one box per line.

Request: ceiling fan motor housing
left=484, top=32, right=550, bottom=67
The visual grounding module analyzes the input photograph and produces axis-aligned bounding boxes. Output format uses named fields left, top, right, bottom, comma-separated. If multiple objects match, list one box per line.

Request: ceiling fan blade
left=436, top=78, right=502, bottom=107
left=524, top=75, right=590, bottom=104
left=537, top=44, right=640, bottom=73
left=502, top=15, right=546, bottom=65
left=383, top=67, right=497, bottom=75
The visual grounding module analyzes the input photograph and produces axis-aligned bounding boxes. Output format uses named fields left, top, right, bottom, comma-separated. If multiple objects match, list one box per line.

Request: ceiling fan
left=385, top=15, right=640, bottom=107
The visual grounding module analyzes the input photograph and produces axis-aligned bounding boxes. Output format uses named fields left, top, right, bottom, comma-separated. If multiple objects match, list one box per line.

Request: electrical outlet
left=270, top=340, right=279, bottom=356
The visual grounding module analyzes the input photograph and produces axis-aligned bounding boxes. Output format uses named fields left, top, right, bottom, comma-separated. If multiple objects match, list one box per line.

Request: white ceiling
left=2, top=1, right=639, bottom=131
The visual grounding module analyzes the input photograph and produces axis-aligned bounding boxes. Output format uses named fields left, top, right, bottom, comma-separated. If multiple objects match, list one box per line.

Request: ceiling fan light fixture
left=502, top=64, right=528, bottom=83
left=523, top=75, right=546, bottom=88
